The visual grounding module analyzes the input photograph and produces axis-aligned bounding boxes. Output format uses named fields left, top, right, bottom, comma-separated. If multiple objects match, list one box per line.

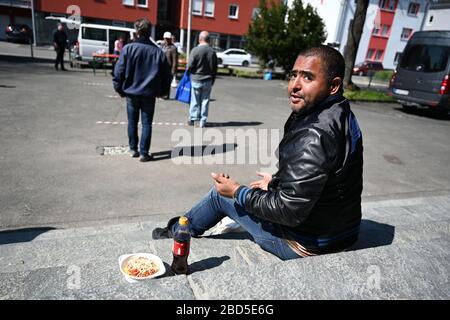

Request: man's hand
left=211, top=172, right=240, bottom=198
left=249, top=171, right=272, bottom=191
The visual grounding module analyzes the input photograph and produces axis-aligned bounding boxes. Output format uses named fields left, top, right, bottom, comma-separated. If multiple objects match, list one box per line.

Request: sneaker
left=130, top=150, right=139, bottom=158
left=199, top=122, right=207, bottom=128
left=152, top=216, right=180, bottom=240
left=139, top=153, right=153, bottom=162
left=187, top=120, right=194, bottom=126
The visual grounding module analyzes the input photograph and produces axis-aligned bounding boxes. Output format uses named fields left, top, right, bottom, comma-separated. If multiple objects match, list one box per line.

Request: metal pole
left=186, top=0, right=192, bottom=63
left=31, top=0, right=37, bottom=46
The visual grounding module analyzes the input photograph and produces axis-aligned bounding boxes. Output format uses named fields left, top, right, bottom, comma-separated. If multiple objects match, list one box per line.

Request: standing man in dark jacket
left=113, top=18, right=172, bottom=162
left=187, top=31, right=217, bottom=128
left=53, top=23, right=68, bottom=71
left=162, top=31, right=178, bottom=90
left=153, top=46, right=364, bottom=259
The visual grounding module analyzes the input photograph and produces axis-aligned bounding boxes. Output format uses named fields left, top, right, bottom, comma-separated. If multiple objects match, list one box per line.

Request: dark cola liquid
left=171, top=226, right=191, bottom=275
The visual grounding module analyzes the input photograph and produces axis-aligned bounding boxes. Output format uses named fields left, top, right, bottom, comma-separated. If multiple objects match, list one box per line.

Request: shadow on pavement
left=151, top=143, right=238, bottom=161
left=158, top=256, right=231, bottom=277
left=347, top=219, right=395, bottom=251
left=205, top=121, right=263, bottom=127
left=394, top=107, right=450, bottom=121
left=0, top=54, right=54, bottom=64
left=0, top=227, right=57, bottom=245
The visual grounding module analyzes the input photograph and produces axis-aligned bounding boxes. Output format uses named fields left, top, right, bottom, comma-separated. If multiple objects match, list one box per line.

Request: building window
left=379, top=0, right=397, bottom=11
left=252, top=8, right=261, bottom=20
left=401, top=28, right=413, bottom=41
left=372, top=26, right=381, bottom=35
left=394, top=52, right=401, bottom=64
left=366, top=49, right=375, bottom=60
left=374, top=50, right=384, bottom=61
left=193, top=0, right=203, bottom=16
left=137, top=0, right=147, bottom=7
left=122, top=0, right=134, bottom=6
left=205, top=0, right=215, bottom=17
left=381, top=24, right=390, bottom=37
left=372, top=24, right=390, bottom=37
left=408, top=2, right=420, bottom=16
left=229, top=4, right=239, bottom=19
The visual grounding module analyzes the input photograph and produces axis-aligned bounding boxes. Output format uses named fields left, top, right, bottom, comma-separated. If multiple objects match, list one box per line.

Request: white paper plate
left=118, top=253, right=166, bottom=283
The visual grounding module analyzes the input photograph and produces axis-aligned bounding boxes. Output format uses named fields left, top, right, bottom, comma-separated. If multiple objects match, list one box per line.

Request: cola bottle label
left=173, top=240, right=190, bottom=256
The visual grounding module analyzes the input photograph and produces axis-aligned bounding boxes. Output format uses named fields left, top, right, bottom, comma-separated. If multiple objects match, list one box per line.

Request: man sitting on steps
left=153, top=45, right=363, bottom=260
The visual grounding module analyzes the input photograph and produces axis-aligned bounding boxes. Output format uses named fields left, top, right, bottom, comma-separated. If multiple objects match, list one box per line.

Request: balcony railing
left=0, top=0, right=31, bottom=9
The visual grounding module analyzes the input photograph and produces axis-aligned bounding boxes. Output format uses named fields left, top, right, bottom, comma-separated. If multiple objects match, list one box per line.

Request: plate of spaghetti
left=119, top=253, right=165, bottom=282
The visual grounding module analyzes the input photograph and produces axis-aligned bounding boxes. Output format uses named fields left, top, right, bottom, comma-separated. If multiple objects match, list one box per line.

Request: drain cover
left=96, top=145, right=130, bottom=156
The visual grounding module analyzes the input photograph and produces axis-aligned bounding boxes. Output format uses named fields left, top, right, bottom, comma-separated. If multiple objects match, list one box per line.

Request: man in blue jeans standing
left=153, top=46, right=363, bottom=261
left=113, top=19, right=171, bottom=162
left=187, top=31, right=217, bottom=128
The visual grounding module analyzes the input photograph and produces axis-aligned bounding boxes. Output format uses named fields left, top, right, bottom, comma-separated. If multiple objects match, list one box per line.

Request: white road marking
left=96, top=121, right=185, bottom=126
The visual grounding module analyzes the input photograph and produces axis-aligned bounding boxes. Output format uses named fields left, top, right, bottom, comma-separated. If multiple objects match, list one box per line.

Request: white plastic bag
left=171, top=76, right=178, bottom=88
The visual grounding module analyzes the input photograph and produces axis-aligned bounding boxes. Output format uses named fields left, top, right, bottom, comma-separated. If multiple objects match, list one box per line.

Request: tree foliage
left=245, top=0, right=326, bottom=73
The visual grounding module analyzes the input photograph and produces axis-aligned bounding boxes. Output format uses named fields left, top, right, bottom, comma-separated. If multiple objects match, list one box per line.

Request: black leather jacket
left=241, top=94, right=363, bottom=253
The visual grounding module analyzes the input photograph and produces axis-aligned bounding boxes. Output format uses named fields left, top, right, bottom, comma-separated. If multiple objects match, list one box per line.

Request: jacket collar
left=284, top=93, right=346, bottom=134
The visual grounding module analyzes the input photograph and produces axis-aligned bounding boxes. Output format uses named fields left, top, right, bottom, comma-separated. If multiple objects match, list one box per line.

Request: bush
left=344, top=89, right=395, bottom=102
left=373, top=70, right=394, bottom=81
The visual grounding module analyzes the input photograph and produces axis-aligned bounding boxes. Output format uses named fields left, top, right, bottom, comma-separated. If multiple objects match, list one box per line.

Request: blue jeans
left=173, top=187, right=301, bottom=260
left=126, top=97, right=156, bottom=155
left=189, top=79, right=212, bottom=125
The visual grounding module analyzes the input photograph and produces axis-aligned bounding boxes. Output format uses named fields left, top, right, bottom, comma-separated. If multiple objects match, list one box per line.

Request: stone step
left=1, top=195, right=449, bottom=299
left=187, top=241, right=450, bottom=300
left=1, top=235, right=448, bottom=299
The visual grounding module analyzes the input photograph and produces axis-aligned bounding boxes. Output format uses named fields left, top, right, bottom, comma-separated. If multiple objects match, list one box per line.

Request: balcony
left=0, top=0, right=31, bottom=9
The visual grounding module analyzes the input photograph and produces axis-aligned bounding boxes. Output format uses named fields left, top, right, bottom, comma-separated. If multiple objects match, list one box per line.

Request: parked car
left=216, top=49, right=252, bottom=67
left=389, top=30, right=450, bottom=113
left=45, top=17, right=157, bottom=66
left=352, top=61, right=384, bottom=76
left=5, top=24, right=33, bottom=43
left=212, top=46, right=224, bottom=53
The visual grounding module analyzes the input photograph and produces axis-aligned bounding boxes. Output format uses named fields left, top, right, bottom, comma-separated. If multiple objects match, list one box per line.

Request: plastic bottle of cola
left=171, top=216, right=191, bottom=275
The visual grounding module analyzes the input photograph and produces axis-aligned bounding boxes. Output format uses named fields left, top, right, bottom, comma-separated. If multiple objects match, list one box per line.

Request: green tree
left=245, top=0, right=326, bottom=74
left=282, top=0, right=326, bottom=72
left=245, top=0, right=287, bottom=69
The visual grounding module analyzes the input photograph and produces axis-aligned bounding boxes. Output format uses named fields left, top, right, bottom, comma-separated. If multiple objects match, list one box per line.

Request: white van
left=45, top=17, right=157, bottom=65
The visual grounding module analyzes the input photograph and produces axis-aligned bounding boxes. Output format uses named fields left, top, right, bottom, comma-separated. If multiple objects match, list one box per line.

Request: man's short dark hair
left=298, top=45, right=345, bottom=84
left=134, top=18, right=151, bottom=38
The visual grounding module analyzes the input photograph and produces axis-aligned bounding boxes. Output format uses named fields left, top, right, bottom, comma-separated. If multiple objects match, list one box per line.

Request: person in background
left=112, top=19, right=172, bottom=162
left=53, top=23, right=68, bottom=71
left=114, top=36, right=125, bottom=56
left=187, top=31, right=217, bottom=128
left=162, top=31, right=178, bottom=94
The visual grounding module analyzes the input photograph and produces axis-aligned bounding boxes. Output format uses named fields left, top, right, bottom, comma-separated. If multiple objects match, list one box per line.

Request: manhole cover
left=96, top=145, right=130, bottom=156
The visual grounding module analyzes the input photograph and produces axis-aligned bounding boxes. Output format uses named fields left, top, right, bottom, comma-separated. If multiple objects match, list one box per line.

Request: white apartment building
left=286, top=0, right=430, bottom=69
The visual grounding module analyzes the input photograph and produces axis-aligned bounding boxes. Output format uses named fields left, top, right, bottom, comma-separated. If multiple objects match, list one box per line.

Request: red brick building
left=176, top=0, right=263, bottom=50
left=3, top=0, right=277, bottom=48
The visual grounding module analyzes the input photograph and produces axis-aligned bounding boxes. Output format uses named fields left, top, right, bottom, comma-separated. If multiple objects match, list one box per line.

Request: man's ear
left=329, top=77, right=342, bottom=95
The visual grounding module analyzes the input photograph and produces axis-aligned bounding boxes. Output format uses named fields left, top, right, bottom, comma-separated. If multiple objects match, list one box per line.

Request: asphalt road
left=1, top=54, right=449, bottom=231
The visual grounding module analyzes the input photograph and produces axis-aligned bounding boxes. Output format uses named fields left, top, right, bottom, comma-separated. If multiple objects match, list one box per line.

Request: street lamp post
left=31, top=0, right=37, bottom=46
left=186, top=0, right=192, bottom=63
